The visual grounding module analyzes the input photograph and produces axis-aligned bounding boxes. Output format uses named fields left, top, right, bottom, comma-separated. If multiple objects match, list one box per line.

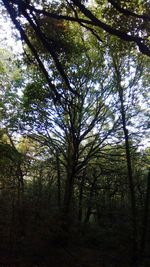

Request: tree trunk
left=140, top=169, right=150, bottom=260
left=78, top=171, right=86, bottom=223
left=56, top=152, right=61, bottom=210
left=84, top=175, right=97, bottom=224
left=63, top=131, right=78, bottom=217
left=63, top=170, right=75, bottom=216
left=118, top=85, right=138, bottom=265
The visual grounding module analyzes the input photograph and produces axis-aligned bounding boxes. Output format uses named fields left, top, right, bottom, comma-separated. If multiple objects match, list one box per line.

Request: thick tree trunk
left=63, top=171, right=75, bottom=215
left=63, top=130, right=79, bottom=217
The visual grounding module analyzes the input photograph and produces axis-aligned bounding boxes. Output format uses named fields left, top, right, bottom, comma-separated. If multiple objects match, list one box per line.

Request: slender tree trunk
left=16, top=164, right=24, bottom=201
left=118, top=86, right=138, bottom=265
left=56, top=152, right=61, bottom=210
left=84, top=175, right=97, bottom=224
left=140, top=169, right=150, bottom=260
left=9, top=192, right=15, bottom=255
left=16, top=164, right=25, bottom=238
left=78, top=170, right=86, bottom=223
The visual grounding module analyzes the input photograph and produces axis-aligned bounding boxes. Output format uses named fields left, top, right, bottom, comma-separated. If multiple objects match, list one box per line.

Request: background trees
left=0, top=1, right=150, bottom=267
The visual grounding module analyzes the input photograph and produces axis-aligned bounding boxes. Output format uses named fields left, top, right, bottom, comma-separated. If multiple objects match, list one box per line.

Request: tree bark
left=78, top=170, right=86, bottom=223
left=140, top=169, right=150, bottom=260
left=56, top=152, right=61, bottom=210
left=118, top=86, right=138, bottom=265
left=84, top=175, right=97, bottom=224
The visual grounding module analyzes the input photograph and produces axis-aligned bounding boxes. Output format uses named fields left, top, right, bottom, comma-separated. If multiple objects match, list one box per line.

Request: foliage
left=0, top=1, right=149, bottom=266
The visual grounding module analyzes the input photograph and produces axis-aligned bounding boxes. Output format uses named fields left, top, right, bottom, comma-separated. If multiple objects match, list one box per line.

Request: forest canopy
left=0, top=1, right=150, bottom=267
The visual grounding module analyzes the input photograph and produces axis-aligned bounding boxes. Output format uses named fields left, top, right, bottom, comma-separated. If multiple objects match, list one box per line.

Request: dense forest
left=0, top=0, right=150, bottom=266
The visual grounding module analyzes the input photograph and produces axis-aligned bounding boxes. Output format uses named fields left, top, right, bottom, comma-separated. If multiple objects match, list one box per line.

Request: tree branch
left=108, top=0, right=150, bottom=21
left=2, top=0, right=61, bottom=101
left=71, top=0, right=150, bottom=57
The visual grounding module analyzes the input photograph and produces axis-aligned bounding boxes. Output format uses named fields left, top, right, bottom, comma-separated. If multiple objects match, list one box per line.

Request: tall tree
left=21, top=27, right=119, bottom=218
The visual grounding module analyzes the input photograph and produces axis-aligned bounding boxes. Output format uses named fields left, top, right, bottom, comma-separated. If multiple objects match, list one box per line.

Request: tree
left=0, top=2, right=150, bottom=266
left=0, top=47, right=24, bottom=188
left=1, top=0, right=150, bottom=103
left=106, top=38, right=149, bottom=265
left=70, top=0, right=150, bottom=56
left=17, top=21, right=124, bottom=220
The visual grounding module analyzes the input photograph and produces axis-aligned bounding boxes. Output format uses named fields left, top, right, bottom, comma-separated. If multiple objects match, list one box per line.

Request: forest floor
left=0, top=224, right=149, bottom=267
left=0, top=245, right=143, bottom=267
left=0, top=248, right=150, bottom=267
